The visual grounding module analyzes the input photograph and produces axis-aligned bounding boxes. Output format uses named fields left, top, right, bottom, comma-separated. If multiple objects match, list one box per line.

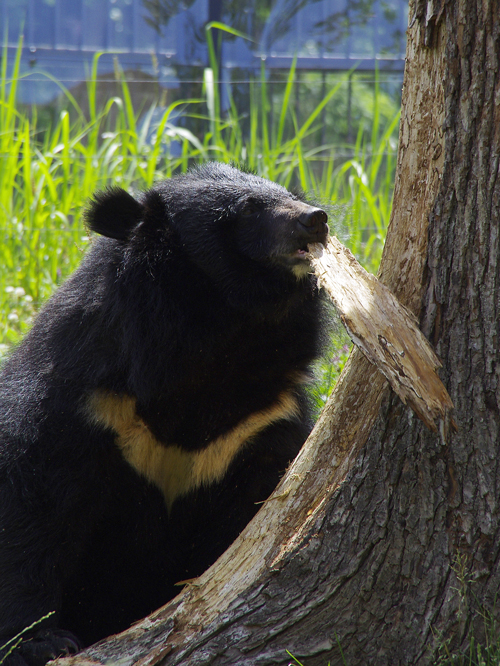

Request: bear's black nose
left=298, top=208, right=328, bottom=239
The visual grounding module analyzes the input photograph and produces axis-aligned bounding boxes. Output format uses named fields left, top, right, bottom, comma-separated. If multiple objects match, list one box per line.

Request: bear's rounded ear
left=85, top=187, right=144, bottom=241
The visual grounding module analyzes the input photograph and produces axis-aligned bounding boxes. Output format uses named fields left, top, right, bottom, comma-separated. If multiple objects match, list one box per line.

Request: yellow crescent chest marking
left=86, top=389, right=299, bottom=509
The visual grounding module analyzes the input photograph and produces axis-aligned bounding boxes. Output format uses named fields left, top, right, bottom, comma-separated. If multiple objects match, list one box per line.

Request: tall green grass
left=0, top=36, right=399, bottom=383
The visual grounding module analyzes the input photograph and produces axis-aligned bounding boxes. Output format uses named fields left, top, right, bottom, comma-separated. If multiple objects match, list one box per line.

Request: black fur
left=85, top=187, right=144, bottom=240
left=0, top=163, right=328, bottom=666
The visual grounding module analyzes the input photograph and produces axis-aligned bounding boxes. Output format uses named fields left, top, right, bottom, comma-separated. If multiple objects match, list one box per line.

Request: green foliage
left=434, top=617, right=500, bottom=666
left=0, top=34, right=399, bottom=407
left=310, top=332, right=352, bottom=415
left=0, top=612, right=55, bottom=664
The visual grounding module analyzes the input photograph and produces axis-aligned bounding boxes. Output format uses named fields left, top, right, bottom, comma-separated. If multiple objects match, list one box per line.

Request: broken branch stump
left=308, top=237, right=454, bottom=434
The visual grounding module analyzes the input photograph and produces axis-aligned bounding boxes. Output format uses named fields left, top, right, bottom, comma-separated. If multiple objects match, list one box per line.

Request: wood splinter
left=308, top=236, right=454, bottom=436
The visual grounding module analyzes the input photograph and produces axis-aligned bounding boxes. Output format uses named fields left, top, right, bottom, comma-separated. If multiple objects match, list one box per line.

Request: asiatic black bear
left=0, top=163, right=328, bottom=666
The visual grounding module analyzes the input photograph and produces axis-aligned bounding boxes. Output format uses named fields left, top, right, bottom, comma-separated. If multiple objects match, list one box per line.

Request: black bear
left=0, top=163, right=328, bottom=666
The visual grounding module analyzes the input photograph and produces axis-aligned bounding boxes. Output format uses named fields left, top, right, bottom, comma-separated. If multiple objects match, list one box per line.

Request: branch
left=308, top=237, right=454, bottom=435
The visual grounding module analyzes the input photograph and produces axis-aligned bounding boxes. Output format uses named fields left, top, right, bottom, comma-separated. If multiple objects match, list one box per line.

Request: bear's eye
left=240, top=202, right=259, bottom=218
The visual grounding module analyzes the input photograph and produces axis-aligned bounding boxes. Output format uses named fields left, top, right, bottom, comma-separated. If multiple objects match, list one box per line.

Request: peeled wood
left=307, top=237, right=454, bottom=434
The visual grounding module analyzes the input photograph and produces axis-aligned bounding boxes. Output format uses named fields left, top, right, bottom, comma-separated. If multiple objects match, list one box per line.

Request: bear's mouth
left=292, top=246, right=312, bottom=261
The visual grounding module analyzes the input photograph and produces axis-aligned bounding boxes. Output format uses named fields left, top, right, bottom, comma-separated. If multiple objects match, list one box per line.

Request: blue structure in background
left=1, top=0, right=408, bottom=103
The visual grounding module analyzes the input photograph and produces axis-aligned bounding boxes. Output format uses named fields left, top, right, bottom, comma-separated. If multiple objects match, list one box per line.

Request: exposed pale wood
left=308, top=237, right=454, bottom=433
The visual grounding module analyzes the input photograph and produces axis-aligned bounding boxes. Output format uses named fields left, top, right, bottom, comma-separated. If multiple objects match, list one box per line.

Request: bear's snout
left=297, top=207, right=328, bottom=244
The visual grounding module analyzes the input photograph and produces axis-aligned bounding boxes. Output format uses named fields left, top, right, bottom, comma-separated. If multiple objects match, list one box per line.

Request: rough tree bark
left=60, top=1, right=500, bottom=664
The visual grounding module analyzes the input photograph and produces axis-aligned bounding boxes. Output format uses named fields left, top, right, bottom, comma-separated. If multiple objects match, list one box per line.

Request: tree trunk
left=61, top=1, right=500, bottom=664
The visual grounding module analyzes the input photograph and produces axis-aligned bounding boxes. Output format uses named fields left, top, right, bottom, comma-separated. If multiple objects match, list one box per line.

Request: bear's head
left=85, top=163, right=328, bottom=300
